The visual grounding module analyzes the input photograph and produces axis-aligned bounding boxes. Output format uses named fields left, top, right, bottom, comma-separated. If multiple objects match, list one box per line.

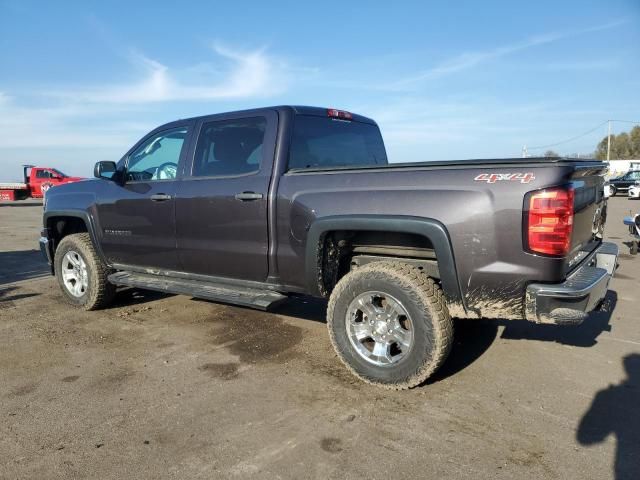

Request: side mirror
left=94, top=161, right=117, bottom=180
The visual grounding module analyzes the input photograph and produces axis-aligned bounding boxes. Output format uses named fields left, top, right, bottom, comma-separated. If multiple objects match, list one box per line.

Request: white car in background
left=604, top=183, right=614, bottom=198
left=629, top=182, right=640, bottom=199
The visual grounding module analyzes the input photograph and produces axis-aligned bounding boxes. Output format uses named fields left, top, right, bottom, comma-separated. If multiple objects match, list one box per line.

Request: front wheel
left=54, top=233, right=116, bottom=310
left=327, top=261, right=453, bottom=390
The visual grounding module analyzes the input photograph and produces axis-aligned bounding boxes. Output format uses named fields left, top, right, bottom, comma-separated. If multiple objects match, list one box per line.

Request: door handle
left=234, top=192, right=263, bottom=201
left=150, top=193, right=172, bottom=202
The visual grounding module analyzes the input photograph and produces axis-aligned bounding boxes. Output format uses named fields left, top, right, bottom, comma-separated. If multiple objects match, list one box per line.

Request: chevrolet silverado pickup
left=39, top=106, right=618, bottom=389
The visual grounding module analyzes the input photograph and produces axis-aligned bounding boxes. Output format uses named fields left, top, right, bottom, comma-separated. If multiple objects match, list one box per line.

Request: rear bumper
left=525, top=242, right=618, bottom=325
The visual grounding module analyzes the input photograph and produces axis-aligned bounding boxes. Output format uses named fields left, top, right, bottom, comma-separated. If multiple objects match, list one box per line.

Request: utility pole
left=606, top=120, right=612, bottom=161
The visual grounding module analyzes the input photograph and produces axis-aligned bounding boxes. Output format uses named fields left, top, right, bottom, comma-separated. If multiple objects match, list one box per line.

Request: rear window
left=288, top=116, right=388, bottom=170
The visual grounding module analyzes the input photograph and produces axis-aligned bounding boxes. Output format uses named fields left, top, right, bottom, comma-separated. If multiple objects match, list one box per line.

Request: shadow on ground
left=0, top=285, right=40, bottom=305
left=577, top=353, right=640, bottom=479
left=430, top=318, right=499, bottom=383
left=109, top=288, right=174, bottom=308
left=0, top=250, right=50, bottom=285
left=272, top=296, right=328, bottom=323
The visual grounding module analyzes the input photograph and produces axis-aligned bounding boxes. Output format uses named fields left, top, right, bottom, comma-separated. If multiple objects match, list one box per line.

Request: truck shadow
left=499, top=290, right=617, bottom=348
left=271, top=292, right=616, bottom=384
left=109, top=288, right=174, bottom=309
left=0, top=285, right=40, bottom=304
left=429, top=318, right=499, bottom=383
left=272, top=296, right=500, bottom=383
left=272, top=296, right=328, bottom=323
left=0, top=250, right=51, bottom=285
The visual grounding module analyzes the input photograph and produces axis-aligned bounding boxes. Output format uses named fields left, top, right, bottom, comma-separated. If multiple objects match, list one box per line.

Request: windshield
left=52, top=169, right=68, bottom=177
left=288, top=116, right=388, bottom=170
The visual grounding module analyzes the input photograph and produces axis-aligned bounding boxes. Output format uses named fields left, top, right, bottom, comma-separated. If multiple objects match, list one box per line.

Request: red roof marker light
left=327, top=108, right=353, bottom=120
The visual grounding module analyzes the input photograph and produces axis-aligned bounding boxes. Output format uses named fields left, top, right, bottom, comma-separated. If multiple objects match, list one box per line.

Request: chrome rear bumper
left=525, top=242, right=618, bottom=325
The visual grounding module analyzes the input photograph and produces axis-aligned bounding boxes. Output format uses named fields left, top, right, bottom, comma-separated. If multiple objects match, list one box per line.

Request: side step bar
left=108, top=271, right=288, bottom=311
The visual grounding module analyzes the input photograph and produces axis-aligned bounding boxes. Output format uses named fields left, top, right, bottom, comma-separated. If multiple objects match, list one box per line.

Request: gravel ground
left=0, top=197, right=638, bottom=479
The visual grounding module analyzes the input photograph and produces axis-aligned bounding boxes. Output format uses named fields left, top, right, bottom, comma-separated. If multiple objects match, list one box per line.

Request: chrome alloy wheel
left=346, top=291, right=414, bottom=366
left=61, top=250, right=89, bottom=297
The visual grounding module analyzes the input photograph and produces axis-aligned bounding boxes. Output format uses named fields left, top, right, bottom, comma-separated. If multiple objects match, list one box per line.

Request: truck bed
left=288, top=157, right=605, bottom=174
left=0, top=182, right=28, bottom=189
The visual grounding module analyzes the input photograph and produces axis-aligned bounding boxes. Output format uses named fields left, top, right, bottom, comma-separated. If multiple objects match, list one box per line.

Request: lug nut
left=388, top=329, right=392, bottom=334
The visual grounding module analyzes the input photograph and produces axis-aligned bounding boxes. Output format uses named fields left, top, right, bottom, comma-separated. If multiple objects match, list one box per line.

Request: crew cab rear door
left=95, top=121, right=194, bottom=270
left=175, top=110, right=277, bottom=282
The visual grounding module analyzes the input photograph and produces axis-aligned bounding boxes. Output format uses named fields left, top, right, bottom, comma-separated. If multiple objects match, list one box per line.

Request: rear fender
left=305, top=215, right=465, bottom=315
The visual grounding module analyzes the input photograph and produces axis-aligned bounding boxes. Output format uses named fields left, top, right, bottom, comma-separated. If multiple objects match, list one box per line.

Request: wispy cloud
left=51, top=44, right=287, bottom=104
left=391, top=19, right=627, bottom=88
left=0, top=42, right=293, bottom=152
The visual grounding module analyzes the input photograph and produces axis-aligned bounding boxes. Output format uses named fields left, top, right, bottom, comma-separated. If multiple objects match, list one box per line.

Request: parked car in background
left=604, top=182, right=614, bottom=198
left=0, top=165, right=84, bottom=200
left=39, top=105, right=618, bottom=389
left=609, top=170, right=640, bottom=196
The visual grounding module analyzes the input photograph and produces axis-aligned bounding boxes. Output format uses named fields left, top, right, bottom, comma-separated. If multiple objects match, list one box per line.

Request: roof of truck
left=166, top=105, right=377, bottom=128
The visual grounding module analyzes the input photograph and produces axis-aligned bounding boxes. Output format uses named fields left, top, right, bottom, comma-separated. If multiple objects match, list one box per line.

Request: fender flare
left=43, top=209, right=108, bottom=265
left=305, top=215, right=465, bottom=313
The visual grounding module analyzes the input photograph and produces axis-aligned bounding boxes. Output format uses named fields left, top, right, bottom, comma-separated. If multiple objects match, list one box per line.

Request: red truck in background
left=0, top=165, right=84, bottom=201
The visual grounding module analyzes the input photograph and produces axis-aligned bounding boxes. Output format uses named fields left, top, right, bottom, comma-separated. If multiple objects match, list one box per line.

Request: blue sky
left=1, top=0, right=639, bottom=177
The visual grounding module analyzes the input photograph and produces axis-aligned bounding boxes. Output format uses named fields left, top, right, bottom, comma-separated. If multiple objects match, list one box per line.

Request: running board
left=108, top=271, right=288, bottom=311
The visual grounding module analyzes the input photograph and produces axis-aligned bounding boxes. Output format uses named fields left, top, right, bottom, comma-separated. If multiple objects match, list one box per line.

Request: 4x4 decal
left=474, top=172, right=535, bottom=184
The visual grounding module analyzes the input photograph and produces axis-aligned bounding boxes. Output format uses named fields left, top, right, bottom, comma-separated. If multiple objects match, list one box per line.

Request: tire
left=327, top=261, right=453, bottom=390
left=54, top=233, right=115, bottom=310
left=610, top=186, right=617, bottom=197
left=631, top=241, right=638, bottom=256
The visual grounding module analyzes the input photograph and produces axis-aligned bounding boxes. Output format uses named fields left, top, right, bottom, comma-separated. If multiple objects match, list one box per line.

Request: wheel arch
left=305, top=215, right=465, bottom=315
left=44, top=210, right=107, bottom=268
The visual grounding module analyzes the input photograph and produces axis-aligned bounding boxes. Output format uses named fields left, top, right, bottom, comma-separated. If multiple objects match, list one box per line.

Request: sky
left=1, top=0, right=639, bottom=178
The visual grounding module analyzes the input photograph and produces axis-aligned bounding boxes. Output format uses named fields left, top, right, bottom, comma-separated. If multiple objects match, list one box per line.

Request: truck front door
left=95, top=123, right=193, bottom=270
left=175, top=111, right=277, bottom=282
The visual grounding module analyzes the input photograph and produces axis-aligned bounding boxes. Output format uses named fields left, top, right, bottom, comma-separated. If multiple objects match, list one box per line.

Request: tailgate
left=567, top=164, right=608, bottom=271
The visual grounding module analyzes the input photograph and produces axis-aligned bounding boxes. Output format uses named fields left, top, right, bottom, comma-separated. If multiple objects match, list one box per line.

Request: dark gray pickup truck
left=40, top=105, right=617, bottom=389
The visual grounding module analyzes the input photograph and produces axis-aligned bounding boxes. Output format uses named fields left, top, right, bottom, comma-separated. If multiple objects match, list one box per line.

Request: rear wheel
left=610, top=186, right=617, bottom=197
left=631, top=241, right=638, bottom=256
left=54, top=233, right=115, bottom=310
left=327, top=261, right=453, bottom=389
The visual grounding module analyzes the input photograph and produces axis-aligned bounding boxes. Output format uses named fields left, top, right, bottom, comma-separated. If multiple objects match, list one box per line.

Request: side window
left=126, top=127, right=188, bottom=182
left=192, top=117, right=266, bottom=177
left=36, top=170, right=51, bottom=179
left=630, top=171, right=640, bottom=180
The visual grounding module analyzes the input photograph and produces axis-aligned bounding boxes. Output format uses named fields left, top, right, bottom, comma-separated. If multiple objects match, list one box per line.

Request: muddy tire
left=327, top=261, right=453, bottom=390
left=54, top=233, right=115, bottom=310
left=631, top=241, right=638, bottom=256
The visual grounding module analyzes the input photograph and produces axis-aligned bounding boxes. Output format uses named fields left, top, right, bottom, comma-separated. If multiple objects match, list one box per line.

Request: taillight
left=525, top=186, right=574, bottom=256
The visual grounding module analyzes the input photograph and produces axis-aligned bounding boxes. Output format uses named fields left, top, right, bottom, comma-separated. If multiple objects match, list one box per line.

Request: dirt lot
left=1, top=198, right=638, bottom=479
